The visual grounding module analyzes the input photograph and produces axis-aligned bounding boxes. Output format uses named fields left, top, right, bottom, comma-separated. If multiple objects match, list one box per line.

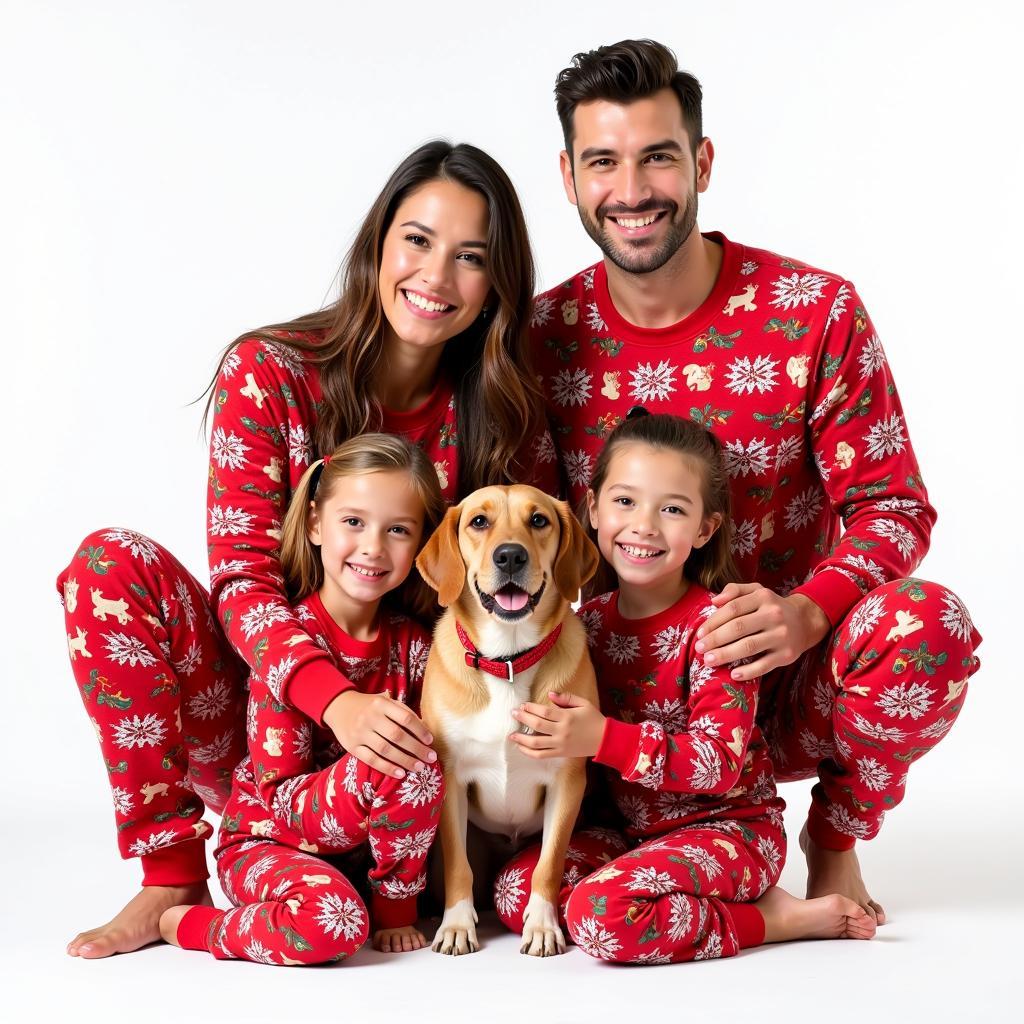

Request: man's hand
left=508, top=691, right=606, bottom=760
left=323, top=690, right=437, bottom=779
left=695, top=583, right=831, bottom=681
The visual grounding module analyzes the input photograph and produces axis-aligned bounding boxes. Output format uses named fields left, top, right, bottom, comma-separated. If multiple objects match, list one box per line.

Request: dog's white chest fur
left=441, top=666, right=563, bottom=841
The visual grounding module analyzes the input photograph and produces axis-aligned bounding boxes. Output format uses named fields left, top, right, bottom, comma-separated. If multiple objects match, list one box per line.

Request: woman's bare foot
left=801, top=824, right=886, bottom=924
left=67, top=882, right=213, bottom=959
left=373, top=924, right=427, bottom=953
left=756, top=885, right=877, bottom=942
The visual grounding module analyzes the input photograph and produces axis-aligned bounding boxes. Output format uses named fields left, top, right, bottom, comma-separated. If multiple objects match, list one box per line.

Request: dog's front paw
left=431, top=899, right=480, bottom=956
left=520, top=894, right=566, bottom=957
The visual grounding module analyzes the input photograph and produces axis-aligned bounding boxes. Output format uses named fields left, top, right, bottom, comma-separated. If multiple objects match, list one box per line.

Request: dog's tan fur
left=417, top=485, right=599, bottom=956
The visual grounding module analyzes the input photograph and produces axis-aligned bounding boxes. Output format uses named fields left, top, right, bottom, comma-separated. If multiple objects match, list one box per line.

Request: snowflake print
left=113, top=713, right=168, bottom=750
left=784, top=487, right=824, bottom=531
left=857, top=335, right=887, bottom=380
left=731, top=519, right=757, bottom=556
left=582, top=268, right=596, bottom=290
left=241, top=938, right=276, bottom=964
left=241, top=853, right=279, bottom=895
left=770, top=271, right=830, bottom=310
left=628, top=360, right=678, bottom=402
left=288, top=423, right=312, bottom=467
left=390, top=827, right=437, bottom=861
left=918, top=716, right=954, bottom=740
left=237, top=903, right=260, bottom=935
left=209, top=505, right=256, bottom=537
left=826, top=282, right=851, bottom=326
left=940, top=591, right=974, bottom=642
left=318, top=812, right=350, bottom=847
left=856, top=756, right=893, bottom=792
left=850, top=710, right=909, bottom=743
left=261, top=339, right=306, bottom=377
left=848, top=593, right=886, bottom=641
left=579, top=609, right=602, bottom=647
left=774, top=435, right=803, bottom=469
left=653, top=791, right=698, bottom=821
left=343, top=755, right=359, bottom=795
left=666, top=892, right=693, bottom=941
left=221, top=349, right=242, bottom=379
left=604, top=632, right=640, bottom=665
left=111, top=786, right=134, bottom=816
left=263, top=655, right=297, bottom=702
left=338, top=653, right=381, bottom=683
left=172, top=640, right=202, bottom=678
left=573, top=916, right=622, bottom=960
left=740, top=260, right=759, bottom=276
left=103, top=632, right=158, bottom=668
left=842, top=554, right=887, bottom=587
left=868, top=518, right=917, bottom=559
left=799, top=728, right=834, bottom=759
left=826, top=805, right=871, bottom=839
left=688, top=658, right=715, bottom=694
left=689, top=738, right=722, bottom=790
left=315, top=891, right=366, bottom=943
left=863, top=413, right=907, bottom=461
left=219, top=578, right=256, bottom=601
left=877, top=680, right=934, bottom=721
left=724, top=437, right=773, bottom=478
left=191, top=730, right=235, bottom=765
left=407, top=638, right=429, bottom=685
left=757, top=835, right=783, bottom=876
left=397, top=764, right=442, bottom=807
left=271, top=775, right=309, bottom=821
left=584, top=303, right=605, bottom=332
left=292, top=722, right=313, bottom=760
left=209, top=557, right=250, bottom=583
left=550, top=367, right=594, bottom=407
left=812, top=678, right=834, bottom=718
left=211, top=427, right=251, bottom=470
left=530, top=295, right=555, bottom=327
left=240, top=602, right=292, bottom=641
left=494, top=866, right=528, bottom=918
left=875, top=497, right=923, bottom=517
left=642, top=698, right=688, bottom=732
left=127, top=830, right=178, bottom=856
left=651, top=624, right=687, bottom=662
left=101, top=529, right=159, bottom=565
left=616, top=793, right=651, bottom=830
left=532, top=430, right=557, bottom=464
left=557, top=448, right=593, bottom=489
left=173, top=578, right=197, bottom=630
left=382, top=876, right=426, bottom=899
left=188, top=680, right=232, bottom=722
left=725, top=354, right=779, bottom=395
left=695, top=931, right=724, bottom=960
left=626, top=866, right=674, bottom=894
left=678, top=844, right=723, bottom=879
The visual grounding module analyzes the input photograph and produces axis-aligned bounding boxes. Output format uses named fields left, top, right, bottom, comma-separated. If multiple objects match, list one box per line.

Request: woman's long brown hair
left=204, top=140, right=546, bottom=495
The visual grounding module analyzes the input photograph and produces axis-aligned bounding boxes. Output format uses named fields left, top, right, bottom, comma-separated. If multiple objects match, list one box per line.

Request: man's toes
left=77, top=933, right=122, bottom=959
left=868, top=899, right=886, bottom=925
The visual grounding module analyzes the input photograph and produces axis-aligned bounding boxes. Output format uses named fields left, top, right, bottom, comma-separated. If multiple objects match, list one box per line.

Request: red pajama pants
left=494, top=821, right=783, bottom=964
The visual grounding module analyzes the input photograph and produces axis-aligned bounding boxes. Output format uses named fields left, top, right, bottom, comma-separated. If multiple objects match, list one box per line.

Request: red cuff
left=284, top=659, right=356, bottom=725
left=726, top=902, right=766, bottom=949
left=370, top=893, right=418, bottom=930
left=594, top=717, right=643, bottom=778
left=176, top=905, right=222, bottom=951
left=141, top=836, right=210, bottom=886
left=792, top=570, right=864, bottom=628
left=806, top=798, right=857, bottom=852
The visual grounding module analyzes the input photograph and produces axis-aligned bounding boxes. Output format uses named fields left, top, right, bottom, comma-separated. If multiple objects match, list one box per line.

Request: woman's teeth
left=404, top=290, right=452, bottom=312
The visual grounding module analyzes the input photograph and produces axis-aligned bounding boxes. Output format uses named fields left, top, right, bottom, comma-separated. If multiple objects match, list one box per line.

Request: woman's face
left=378, top=178, right=492, bottom=355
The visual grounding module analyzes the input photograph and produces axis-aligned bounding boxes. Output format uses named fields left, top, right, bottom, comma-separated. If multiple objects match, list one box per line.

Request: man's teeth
left=404, top=290, right=452, bottom=313
left=615, top=214, right=659, bottom=228
left=348, top=564, right=387, bottom=578
left=619, top=544, right=663, bottom=559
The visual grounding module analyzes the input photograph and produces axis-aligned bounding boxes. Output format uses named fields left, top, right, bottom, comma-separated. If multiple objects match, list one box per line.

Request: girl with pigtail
left=160, top=433, right=447, bottom=966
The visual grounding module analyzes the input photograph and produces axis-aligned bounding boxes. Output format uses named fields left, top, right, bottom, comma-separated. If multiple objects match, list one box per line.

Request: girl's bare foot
left=756, top=885, right=877, bottom=942
left=66, top=883, right=213, bottom=959
left=373, top=924, right=427, bottom=952
left=800, top=824, right=886, bottom=924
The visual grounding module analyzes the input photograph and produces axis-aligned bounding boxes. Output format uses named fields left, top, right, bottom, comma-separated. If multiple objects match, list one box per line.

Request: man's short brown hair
left=555, top=39, right=703, bottom=159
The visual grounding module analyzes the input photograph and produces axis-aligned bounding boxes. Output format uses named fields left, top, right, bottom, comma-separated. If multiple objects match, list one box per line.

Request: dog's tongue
left=495, top=585, right=529, bottom=612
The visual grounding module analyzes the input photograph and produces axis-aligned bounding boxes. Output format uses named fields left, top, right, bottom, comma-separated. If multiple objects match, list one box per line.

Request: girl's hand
left=695, top=583, right=831, bottom=681
left=508, top=692, right=605, bottom=759
left=323, top=690, right=437, bottom=779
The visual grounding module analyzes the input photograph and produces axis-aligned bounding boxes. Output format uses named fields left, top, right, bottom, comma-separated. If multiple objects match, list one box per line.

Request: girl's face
left=587, top=443, right=720, bottom=599
left=378, top=179, right=492, bottom=356
left=308, top=470, right=425, bottom=619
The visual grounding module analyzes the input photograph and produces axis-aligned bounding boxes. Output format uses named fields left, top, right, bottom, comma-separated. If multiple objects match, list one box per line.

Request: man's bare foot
left=67, top=883, right=213, bottom=959
left=756, top=885, right=876, bottom=942
left=801, top=824, right=886, bottom=924
left=373, top=924, right=427, bottom=953
left=158, top=905, right=195, bottom=948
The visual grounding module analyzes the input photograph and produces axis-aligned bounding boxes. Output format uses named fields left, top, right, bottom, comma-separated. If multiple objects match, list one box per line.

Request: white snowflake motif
left=642, top=698, right=688, bottom=732
left=188, top=680, right=232, bottom=722
left=688, top=658, right=715, bottom=694
left=584, top=302, right=605, bottom=332
left=209, top=557, right=250, bottom=584
left=695, top=931, right=724, bottom=960
left=319, top=812, right=350, bottom=847
left=654, top=791, right=698, bottom=821
left=287, top=423, right=312, bottom=467
left=826, top=282, right=851, bottom=326
left=390, top=827, right=437, bottom=861
left=242, top=853, right=278, bottom=895
left=573, top=916, right=622, bottom=960
left=857, top=335, right=887, bottom=380
left=724, top=437, right=773, bottom=478
left=757, top=835, right=783, bottom=876
left=550, top=367, right=594, bottom=407
left=218, top=578, right=256, bottom=600
left=172, top=640, right=202, bottom=678
left=315, top=891, right=366, bottom=943
left=616, top=793, right=651, bottom=830
left=774, top=435, right=803, bottom=469
left=799, top=728, right=834, bottom=760
left=237, top=903, right=260, bottom=935
left=209, top=505, right=256, bottom=538
left=292, top=722, right=313, bottom=760
left=826, top=805, right=871, bottom=840
left=242, top=938, right=277, bottom=964
left=173, top=578, right=197, bottom=630
left=579, top=608, right=603, bottom=648
left=382, top=875, right=426, bottom=899
left=848, top=593, right=886, bottom=641
left=626, top=866, right=675, bottom=894
left=407, top=638, right=429, bottom=686
left=876, top=497, right=923, bottom=517
left=856, top=756, right=893, bottom=793
left=688, top=713, right=721, bottom=738
left=191, top=730, right=235, bottom=765
left=877, top=680, right=935, bottom=721
left=784, top=487, right=824, bottom=532
left=740, top=260, right=759, bottom=276
left=397, top=764, right=443, bottom=807
left=770, top=271, right=830, bottom=310
left=494, top=865, right=528, bottom=917
left=651, top=624, right=687, bottom=663
left=221, top=349, right=242, bottom=379
left=678, top=844, right=723, bottom=880
left=725, top=354, right=779, bottom=396
left=263, top=655, right=297, bottom=703
left=338, top=653, right=381, bottom=683
left=564, top=449, right=594, bottom=487
left=940, top=591, right=974, bottom=642
left=103, top=632, right=158, bottom=668
left=271, top=775, right=309, bottom=821
left=863, top=413, right=907, bottom=461
left=604, top=632, right=640, bottom=665
left=530, top=295, right=555, bottom=327
left=850, top=710, right=909, bottom=743
left=731, top=519, right=757, bottom=557
left=239, top=602, right=292, bottom=641
left=582, top=267, right=596, bottom=290
left=211, top=427, right=251, bottom=470
left=111, top=786, right=135, bottom=816
left=127, top=830, right=178, bottom=856
left=666, top=892, right=693, bottom=941
left=113, top=713, right=168, bottom=750
left=918, top=716, right=954, bottom=740
left=532, top=430, right=557, bottom=465
left=868, top=519, right=917, bottom=560
left=842, top=554, right=887, bottom=588
left=751, top=771, right=776, bottom=804
left=101, top=529, right=160, bottom=565
left=343, top=756, right=359, bottom=795
left=629, top=360, right=678, bottom=403
left=689, top=738, right=722, bottom=790
left=812, top=678, right=835, bottom=719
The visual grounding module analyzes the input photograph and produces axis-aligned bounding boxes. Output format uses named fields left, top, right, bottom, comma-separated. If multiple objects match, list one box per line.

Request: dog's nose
left=493, top=543, right=528, bottom=575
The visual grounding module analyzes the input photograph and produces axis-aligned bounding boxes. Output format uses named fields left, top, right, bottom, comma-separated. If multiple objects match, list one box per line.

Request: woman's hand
left=323, top=690, right=437, bottom=779
left=508, top=691, right=606, bottom=760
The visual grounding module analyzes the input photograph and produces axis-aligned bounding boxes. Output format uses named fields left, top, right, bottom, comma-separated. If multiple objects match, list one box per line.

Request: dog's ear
left=416, top=505, right=466, bottom=608
left=553, top=500, right=600, bottom=604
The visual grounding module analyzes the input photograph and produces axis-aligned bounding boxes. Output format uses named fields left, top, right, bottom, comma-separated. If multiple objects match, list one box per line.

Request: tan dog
left=417, top=485, right=599, bottom=957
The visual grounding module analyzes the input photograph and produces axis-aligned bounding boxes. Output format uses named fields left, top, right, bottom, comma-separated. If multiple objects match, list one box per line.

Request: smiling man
left=531, top=39, right=982, bottom=924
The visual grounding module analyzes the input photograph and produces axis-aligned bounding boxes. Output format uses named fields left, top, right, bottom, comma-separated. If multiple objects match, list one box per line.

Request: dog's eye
left=529, top=513, right=550, bottom=529
left=469, top=514, right=489, bottom=530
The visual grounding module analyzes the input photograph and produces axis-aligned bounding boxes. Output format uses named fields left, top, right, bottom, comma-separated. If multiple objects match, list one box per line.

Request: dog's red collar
left=456, top=620, right=563, bottom=683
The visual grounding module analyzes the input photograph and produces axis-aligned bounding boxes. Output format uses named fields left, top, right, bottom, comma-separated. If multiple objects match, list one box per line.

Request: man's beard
left=578, top=188, right=698, bottom=275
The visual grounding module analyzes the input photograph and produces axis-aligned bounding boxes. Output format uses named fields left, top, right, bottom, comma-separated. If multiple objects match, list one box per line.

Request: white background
left=2, top=1, right=1020, bottom=1020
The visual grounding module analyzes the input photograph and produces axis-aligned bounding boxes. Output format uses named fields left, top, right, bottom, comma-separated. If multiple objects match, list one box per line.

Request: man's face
left=561, top=88, right=712, bottom=274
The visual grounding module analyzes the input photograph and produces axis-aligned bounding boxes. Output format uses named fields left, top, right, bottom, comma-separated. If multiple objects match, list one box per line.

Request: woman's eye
left=469, top=514, right=489, bottom=529
left=405, top=234, right=428, bottom=247
left=457, top=252, right=484, bottom=266
left=529, top=513, right=549, bottom=529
